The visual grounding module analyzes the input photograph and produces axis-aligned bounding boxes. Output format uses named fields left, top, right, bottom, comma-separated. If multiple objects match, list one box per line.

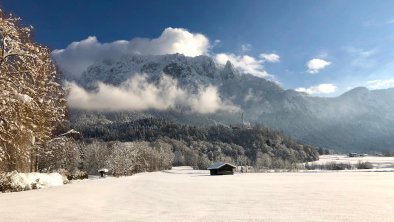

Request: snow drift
left=0, top=171, right=65, bottom=192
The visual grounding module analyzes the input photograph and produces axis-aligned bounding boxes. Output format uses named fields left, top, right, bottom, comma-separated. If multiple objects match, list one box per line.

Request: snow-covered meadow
left=310, top=155, right=394, bottom=170
left=1, top=166, right=394, bottom=222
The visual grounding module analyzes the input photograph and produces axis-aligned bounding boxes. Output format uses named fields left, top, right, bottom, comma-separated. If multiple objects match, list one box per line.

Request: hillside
left=71, top=117, right=319, bottom=169
left=66, top=53, right=394, bottom=153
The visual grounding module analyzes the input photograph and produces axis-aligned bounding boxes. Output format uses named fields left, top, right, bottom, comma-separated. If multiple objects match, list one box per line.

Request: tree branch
left=0, top=52, right=36, bottom=66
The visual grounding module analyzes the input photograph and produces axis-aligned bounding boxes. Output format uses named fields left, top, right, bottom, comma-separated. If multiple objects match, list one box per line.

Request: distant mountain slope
left=67, top=54, right=394, bottom=153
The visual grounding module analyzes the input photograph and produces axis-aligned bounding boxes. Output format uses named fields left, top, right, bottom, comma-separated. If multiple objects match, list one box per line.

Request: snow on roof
left=59, top=129, right=80, bottom=137
left=207, top=162, right=236, bottom=170
left=98, top=168, right=109, bottom=173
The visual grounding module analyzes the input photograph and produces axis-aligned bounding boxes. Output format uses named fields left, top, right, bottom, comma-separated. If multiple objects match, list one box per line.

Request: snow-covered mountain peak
left=77, top=54, right=248, bottom=89
left=221, top=60, right=238, bottom=80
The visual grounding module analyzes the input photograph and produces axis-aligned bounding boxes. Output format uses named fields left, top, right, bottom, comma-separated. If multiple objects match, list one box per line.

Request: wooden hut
left=207, top=162, right=236, bottom=175
left=98, top=168, right=109, bottom=177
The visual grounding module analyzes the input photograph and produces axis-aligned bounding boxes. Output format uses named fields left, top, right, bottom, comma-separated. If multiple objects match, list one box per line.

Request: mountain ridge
left=65, top=53, right=394, bottom=153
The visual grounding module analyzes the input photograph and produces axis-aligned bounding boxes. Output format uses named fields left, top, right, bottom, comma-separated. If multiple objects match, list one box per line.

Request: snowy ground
left=1, top=166, right=394, bottom=222
left=310, top=155, right=394, bottom=170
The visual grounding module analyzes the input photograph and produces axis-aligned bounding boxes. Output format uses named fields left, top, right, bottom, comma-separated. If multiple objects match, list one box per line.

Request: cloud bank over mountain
left=366, top=79, right=394, bottom=90
left=52, top=27, right=281, bottom=113
left=66, top=74, right=238, bottom=113
left=52, top=28, right=210, bottom=78
left=295, top=83, right=337, bottom=95
left=260, top=53, right=280, bottom=63
left=214, top=53, right=271, bottom=78
left=52, top=27, right=276, bottom=80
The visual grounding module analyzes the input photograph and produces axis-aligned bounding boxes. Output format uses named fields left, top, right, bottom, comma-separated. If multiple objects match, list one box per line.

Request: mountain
left=67, top=53, right=394, bottom=153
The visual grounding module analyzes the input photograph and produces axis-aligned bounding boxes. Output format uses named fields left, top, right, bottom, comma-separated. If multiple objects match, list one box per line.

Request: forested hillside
left=72, top=117, right=319, bottom=171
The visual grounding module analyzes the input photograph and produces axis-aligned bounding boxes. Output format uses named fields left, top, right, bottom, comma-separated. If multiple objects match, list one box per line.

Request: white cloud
left=295, top=83, right=337, bottom=95
left=52, top=27, right=210, bottom=78
left=306, top=58, right=331, bottom=74
left=365, top=79, right=394, bottom=90
left=66, top=74, right=238, bottom=113
left=241, top=44, right=252, bottom=52
left=127, top=27, right=209, bottom=56
left=212, top=39, right=221, bottom=47
left=260, top=53, right=280, bottom=63
left=214, top=53, right=271, bottom=78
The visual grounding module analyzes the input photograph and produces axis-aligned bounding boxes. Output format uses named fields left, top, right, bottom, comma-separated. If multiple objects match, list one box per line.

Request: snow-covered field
left=311, top=155, right=394, bottom=169
left=1, top=166, right=394, bottom=222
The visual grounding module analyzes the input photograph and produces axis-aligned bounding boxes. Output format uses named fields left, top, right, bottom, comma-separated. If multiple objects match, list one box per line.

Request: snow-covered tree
left=0, top=9, right=66, bottom=172
left=39, top=136, right=81, bottom=173
left=105, top=141, right=174, bottom=176
left=82, top=140, right=112, bottom=174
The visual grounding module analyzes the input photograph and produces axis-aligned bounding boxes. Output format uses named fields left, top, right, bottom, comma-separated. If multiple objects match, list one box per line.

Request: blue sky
left=3, top=0, right=394, bottom=96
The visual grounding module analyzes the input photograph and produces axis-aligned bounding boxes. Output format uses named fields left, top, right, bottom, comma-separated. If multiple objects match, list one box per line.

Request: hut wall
left=218, top=165, right=234, bottom=175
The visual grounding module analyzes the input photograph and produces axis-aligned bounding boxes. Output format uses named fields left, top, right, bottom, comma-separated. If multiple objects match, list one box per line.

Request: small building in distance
left=98, top=168, right=109, bottom=177
left=348, top=152, right=358, bottom=157
left=59, top=129, right=82, bottom=140
left=207, top=162, right=236, bottom=175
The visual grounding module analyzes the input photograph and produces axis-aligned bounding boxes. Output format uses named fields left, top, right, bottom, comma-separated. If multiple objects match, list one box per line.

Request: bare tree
left=0, top=9, right=66, bottom=172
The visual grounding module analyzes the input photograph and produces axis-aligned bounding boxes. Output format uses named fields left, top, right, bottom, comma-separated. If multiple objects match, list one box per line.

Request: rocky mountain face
left=68, top=53, right=394, bottom=153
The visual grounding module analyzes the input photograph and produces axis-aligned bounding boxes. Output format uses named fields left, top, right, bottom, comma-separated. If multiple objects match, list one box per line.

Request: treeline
left=70, top=118, right=319, bottom=173
left=38, top=137, right=173, bottom=177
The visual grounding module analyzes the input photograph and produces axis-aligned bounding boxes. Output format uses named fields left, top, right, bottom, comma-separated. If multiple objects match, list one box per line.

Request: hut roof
left=98, top=168, right=109, bottom=173
left=207, top=162, right=236, bottom=170
left=59, top=129, right=82, bottom=140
